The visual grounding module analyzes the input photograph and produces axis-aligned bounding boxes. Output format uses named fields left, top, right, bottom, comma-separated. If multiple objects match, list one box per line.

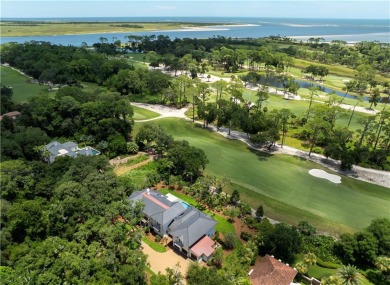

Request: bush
left=126, top=142, right=139, bottom=154
left=154, top=235, right=161, bottom=243
left=240, top=231, right=253, bottom=241
left=316, top=259, right=340, bottom=269
left=224, top=232, right=238, bottom=249
left=301, top=141, right=311, bottom=148
left=244, top=216, right=259, bottom=229
left=312, top=146, right=323, bottom=154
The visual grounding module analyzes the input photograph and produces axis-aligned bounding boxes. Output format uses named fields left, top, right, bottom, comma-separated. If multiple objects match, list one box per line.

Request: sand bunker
left=309, top=169, right=341, bottom=184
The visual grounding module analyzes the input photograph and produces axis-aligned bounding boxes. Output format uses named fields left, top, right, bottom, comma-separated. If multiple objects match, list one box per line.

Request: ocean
left=1, top=17, right=389, bottom=46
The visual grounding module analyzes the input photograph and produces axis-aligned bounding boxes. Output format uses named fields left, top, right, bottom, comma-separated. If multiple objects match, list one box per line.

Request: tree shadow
left=247, top=147, right=272, bottom=161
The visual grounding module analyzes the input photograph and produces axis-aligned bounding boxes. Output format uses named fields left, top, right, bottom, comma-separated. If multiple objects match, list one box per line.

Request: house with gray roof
left=168, top=207, right=216, bottom=257
left=45, top=141, right=100, bottom=163
left=129, top=189, right=187, bottom=236
left=129, top=189, right=217, bottom=260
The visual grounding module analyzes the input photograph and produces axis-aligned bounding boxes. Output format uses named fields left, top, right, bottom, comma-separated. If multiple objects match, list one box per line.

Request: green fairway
left=132, top=105, right=160, bottom=120
left=135, top=118, right=390, bottom=234
left=0, top=66, right=50, bottom=103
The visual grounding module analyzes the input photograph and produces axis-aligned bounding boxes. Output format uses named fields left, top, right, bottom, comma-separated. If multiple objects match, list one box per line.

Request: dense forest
left=1, top=37, right=389, bottom=284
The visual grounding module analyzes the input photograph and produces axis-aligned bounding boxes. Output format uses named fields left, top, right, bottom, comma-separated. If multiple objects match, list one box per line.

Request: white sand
left=309, top=169, right=342, bottom=184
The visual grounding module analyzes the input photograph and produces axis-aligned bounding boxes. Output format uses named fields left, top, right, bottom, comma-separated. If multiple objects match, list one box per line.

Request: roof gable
left=168, top=208, right=217, bottom=248
left=151, top=202, right=186, bottom=228
left=249, top=255, right=297, bottom=285
left=190, top=235, right=216, bottom=257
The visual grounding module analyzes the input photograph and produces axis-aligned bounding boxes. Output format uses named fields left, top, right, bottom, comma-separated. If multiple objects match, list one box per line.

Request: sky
left=1, top=0, right=389, bottom=19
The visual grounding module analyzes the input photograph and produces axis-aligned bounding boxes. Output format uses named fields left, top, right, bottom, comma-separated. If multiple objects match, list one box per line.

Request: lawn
left=0, top=66, right=50, bottom=103
left=294, top=254, right=374, bottom=284
left=291, top=58, right=390, bottom=84
left=134, top=118, right=390, bottom=234
left=142, top=235, right=167, bottom=253
left=132, top=105, right=160, bottom=120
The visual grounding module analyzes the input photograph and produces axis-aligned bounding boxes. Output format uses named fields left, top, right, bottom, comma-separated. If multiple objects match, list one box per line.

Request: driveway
left=141, top=241, right=194, bottom=281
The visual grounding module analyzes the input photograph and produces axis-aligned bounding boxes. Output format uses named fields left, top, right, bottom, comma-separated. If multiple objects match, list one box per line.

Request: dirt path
left=132, top=103, right=390, bottom=188
left=110, top=153, right=153, bottom=176
left=141, top=241, right=193, bottom=282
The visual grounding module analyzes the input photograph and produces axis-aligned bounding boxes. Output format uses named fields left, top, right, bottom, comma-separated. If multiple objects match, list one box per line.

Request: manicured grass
left=159, top=189, right=198, bottom=206
left=208, top=211, right=236, bottom=235
left=308, top=264, right=338, bottom=280
left=142, top=235, right=167, bottom=253
left=132, top=105, right=161, bottom=120
left=295, top=254, right=374, bottom=284
left=135, top=118, right=390, bottom=234
left=291, top=58, right=390, bottom=83
left=0, top=66, right=50, bottom=103
left=241, top=90, right=372, bottom=133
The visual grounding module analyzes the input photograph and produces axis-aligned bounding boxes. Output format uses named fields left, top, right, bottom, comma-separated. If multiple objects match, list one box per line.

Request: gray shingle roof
left=45, top=141, right=99, bottom=163
left=129, top=189, right=216, bottom=246
left=46, top=141, right=77, bottom=162
left=151, top=202, right=186, bottom=230
left=168, top=208, right=217, bottom=248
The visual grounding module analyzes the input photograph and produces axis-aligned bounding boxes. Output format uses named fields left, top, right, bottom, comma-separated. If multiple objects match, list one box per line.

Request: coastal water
left=1, top=17, right=389, bottom=46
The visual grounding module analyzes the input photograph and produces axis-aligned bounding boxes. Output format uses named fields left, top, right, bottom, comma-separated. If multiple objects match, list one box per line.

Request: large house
left=129, top=189, right=218, bottom=262
left=45, top=141, right=100, bottom=163
left=249, top=254, right=298, bottom=285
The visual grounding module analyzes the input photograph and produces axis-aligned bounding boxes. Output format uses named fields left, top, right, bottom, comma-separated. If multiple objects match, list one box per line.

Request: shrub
left=224, top=232, right=238, bottom=249
left=244, top=216, right=259, bottom=229
left=240, top=231, right=253, bottom=241
left=312, top=146, right=323, bottom=154
left=316, top=259, right=340, bottom=269
left=126, top=142, right=139, bottom=154
left=154, top=235, right=161, bottom=243
left=301, top=141, right=311, bottom=148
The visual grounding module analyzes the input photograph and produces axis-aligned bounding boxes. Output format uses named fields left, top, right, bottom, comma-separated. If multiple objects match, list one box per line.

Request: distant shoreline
left=1, top=18, right=388, bottom=44
left=0, top=21, right=241, bottom=37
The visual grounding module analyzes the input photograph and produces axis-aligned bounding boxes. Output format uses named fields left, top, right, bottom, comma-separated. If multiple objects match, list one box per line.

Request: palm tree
left=306, top=86, right=320, bottom=121
left=303, top=252, right=317, bottom=266
left=322, top=275, right=343, bottom=285
left=295, top=261, right=308, bottom=275
left=375, top=256, right=390, bottom=273
left=347, top=96, right=362, bottom=127
left=337, top=265, right=363, bottom=285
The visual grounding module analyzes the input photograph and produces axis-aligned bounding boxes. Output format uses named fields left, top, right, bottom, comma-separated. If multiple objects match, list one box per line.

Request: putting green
left=135, top=118, right=390, bottom=233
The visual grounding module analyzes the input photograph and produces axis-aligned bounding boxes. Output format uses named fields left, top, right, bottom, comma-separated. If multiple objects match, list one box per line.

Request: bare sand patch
left=141, top=241, right=193, bottom=281
left=309, top=169, right=341, bottom=184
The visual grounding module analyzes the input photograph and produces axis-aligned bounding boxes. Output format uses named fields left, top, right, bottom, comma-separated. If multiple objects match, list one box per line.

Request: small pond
left=252, top=74, right=389, bottom=103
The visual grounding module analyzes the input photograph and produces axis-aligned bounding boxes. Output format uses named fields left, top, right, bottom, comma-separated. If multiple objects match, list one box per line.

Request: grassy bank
left=132, top=105, right=160, bottom=120
left=134, top=118, right=390, bottom=234
left=0, top=66, right=50, bottom=103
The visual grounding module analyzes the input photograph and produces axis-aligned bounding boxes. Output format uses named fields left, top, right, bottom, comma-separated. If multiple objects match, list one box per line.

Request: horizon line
left=1, top=16, right=389, bottom=20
